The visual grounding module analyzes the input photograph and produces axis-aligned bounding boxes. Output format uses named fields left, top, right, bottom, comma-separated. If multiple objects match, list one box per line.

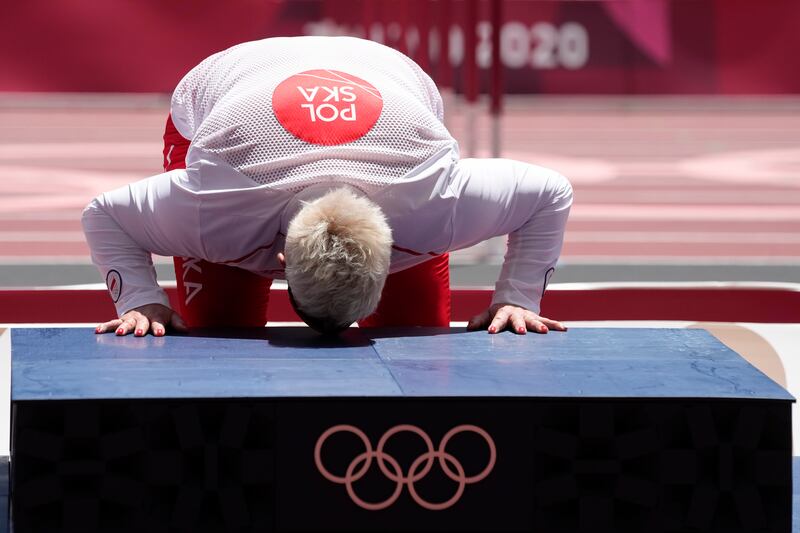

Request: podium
left=9, top=328, right=793, bottom=532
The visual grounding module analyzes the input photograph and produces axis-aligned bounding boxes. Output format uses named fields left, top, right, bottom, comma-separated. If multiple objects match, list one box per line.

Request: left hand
left=467, top=303, right=567, bottom=334
left=95, top=303, right=188, bottom=337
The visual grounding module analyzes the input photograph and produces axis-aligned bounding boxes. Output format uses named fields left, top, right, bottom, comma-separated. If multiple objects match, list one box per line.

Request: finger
left=538, top=316, right=568, bottom=332
left=509, top=312, right=528, bottom=335
left=96, top=319, right=123, bottom=334
left=115, top=316, right=137, bottom=336
left=466, top=309, right=491, bottom=331
left=488, top=308, right=511, bottom=334
left=525, top=316, right=549, bottom=334
left=170, top=313, right=189, bottom=332
left=134, top=315, right=150, bottom=337
left=151, top=320, right=166, bottom=337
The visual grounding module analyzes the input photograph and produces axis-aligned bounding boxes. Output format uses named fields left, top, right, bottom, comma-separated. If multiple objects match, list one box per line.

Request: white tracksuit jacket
left=82, top=36, right=573, bottom=318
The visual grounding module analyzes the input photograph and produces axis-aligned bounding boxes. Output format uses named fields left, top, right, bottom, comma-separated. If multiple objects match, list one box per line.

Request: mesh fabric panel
left=171, top=36, right=456, bottom=194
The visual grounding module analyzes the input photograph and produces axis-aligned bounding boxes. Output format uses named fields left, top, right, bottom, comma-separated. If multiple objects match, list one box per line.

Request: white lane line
left=571, top=204, right=800, bottom=221
left=558, top=255, right=800, bottom=264
left=0, top=142, right=162, bottom=158
left=0, top=213, right=78, bottom=221
left=0, top=255, right=173, bottom=264
left=548, top=281, right=800, bottom=291
left=564, top=232, right=800, bottom=244
left=576, top=191, right=800, bottom=203
left=0, top=231, right=86, bottom=241
left=3, top=231, right=799, bottom=245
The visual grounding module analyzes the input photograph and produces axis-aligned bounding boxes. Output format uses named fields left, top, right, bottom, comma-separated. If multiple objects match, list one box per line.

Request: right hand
left=467, top=303, right=567, bottom=335
left=95, top=303, right=189, bottom=337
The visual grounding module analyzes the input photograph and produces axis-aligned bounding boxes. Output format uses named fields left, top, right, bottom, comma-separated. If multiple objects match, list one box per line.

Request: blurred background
left=0, top=0, right=798, bottom=289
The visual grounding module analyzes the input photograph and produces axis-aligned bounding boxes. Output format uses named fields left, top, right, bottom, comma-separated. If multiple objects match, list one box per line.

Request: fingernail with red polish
left=135, top=329, right=143, bottom=336
left=95, top=326, right=102, bottom=334
left=518, top=327, right=525, bottom=333
left=116, top=328, right=124, bottom=335
left=489, top=326, right=496, bottom=333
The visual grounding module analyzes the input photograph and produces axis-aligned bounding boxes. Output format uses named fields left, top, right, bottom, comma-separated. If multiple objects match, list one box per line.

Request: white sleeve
left=81, top=170, right=204, bottom=316
left=449, top=158, right=573, bottom=314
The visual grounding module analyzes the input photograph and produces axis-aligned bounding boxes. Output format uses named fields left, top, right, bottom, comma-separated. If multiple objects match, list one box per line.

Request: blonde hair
left=284, top=188, right=392, bottom=331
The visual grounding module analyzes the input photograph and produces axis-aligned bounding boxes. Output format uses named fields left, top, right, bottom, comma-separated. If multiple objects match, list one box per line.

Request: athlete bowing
left=82, top=36, right=573, bottom=336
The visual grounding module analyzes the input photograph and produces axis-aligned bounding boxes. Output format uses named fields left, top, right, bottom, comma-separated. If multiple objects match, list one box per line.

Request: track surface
left=1, top=94, right=798, bottom=285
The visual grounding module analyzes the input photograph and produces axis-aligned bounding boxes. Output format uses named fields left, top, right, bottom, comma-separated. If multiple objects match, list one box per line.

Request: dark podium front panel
left=10, top=328, right=794, bottom=532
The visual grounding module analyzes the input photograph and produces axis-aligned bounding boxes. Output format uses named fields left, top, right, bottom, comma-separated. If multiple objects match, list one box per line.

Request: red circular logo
left=272, top=70, right=383, bottom=146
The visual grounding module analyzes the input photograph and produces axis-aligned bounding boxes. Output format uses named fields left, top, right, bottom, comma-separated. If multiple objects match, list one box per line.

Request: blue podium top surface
left=10, top=327, right=794, bottom=401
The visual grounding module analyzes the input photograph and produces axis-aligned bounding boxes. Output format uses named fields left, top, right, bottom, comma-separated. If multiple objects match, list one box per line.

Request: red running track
left=2, top=285, right=799, bottom=324
left=0, top=95, right=798, bottom=264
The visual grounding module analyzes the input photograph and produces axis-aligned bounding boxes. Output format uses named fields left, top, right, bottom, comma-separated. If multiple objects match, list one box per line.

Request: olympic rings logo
left=314, top=424, right=496, bottom=511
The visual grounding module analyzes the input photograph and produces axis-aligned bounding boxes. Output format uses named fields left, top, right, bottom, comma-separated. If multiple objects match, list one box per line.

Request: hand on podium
left=95, top=303, right=189, bottom=337
left=467, top=303, right=567, bottom=335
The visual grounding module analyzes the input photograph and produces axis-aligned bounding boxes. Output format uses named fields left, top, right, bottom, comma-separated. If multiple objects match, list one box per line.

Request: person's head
left=283, top=187, right=392, bottom=334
